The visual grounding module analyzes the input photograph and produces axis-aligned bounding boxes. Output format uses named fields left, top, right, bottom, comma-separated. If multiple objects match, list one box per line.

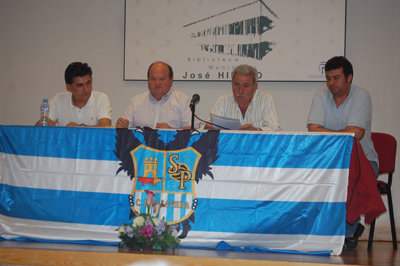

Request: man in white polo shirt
left=35, top=62, right=112, bottom=127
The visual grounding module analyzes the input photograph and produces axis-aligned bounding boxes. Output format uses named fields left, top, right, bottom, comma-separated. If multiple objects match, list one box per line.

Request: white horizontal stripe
left=0, top=214, right=342, bottom=255
left=1, top=153, right=348, bottom=202
left=196, top=165, right=348, bottom=202
left=0, top=214, right=118, bottom=243
left=1, top=153, right=132, bottom=194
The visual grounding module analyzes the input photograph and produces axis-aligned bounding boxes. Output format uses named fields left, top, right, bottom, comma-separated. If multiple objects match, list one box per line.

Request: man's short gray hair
left=231, top=64, right=258, bottom=84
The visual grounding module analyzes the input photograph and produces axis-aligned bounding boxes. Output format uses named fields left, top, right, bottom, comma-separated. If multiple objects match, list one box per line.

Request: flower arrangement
left=117, top=190, right=180, bottom=251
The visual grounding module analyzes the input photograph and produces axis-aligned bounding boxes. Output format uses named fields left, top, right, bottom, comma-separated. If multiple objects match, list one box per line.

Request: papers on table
left=210, top=114, right=241, bottom=130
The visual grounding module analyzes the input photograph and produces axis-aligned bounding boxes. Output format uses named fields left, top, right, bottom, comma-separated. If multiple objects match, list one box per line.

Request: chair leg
left=387, top=188, right=398, bottom=249
left=368, top=219, right=376, bottom=250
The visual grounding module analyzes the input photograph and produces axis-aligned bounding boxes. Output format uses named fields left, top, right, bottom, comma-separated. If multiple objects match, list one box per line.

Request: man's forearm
left=308, top=124, right=365, bottom=140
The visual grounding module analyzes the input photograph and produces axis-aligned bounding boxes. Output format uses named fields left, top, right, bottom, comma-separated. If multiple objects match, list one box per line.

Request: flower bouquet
left=117, top=190, right=180, bottom=251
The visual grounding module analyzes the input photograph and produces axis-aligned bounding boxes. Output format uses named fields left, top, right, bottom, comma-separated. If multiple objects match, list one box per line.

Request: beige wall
left=1, top=0, right=399, bottom=240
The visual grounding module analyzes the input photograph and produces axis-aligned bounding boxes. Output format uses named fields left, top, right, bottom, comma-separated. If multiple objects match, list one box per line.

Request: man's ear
left=347, top=74, right=353, bottom=84
left=66, top=84, right=72, bottom=93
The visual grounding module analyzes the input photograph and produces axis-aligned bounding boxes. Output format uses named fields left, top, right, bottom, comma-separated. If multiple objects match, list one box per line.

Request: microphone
left=189, top=94, right=200, bottom=130
left=190, top=94, right=200, bottom=108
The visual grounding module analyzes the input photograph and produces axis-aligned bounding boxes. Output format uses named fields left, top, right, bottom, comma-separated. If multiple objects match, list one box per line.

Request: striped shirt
left=210, top=90, right=281, bottom=131
left=121, top=88, right=193, bottom=128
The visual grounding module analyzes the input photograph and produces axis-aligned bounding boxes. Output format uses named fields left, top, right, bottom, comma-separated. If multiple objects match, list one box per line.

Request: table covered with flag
left=0, top=125, right=385, bottom=255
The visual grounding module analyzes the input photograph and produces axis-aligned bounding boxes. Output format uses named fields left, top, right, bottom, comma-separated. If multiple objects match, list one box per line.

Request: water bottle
left=40, top=98, right=49, bottom=126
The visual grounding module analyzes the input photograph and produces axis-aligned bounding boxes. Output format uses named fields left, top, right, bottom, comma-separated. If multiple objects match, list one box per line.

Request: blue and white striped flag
left=0, top=125, right=353, bottom=255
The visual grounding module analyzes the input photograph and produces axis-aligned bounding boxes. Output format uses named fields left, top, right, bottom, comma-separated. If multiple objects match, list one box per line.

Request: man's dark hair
left=64, top=62, right=92, bottom=84
left=147, top=61, right=173, bottom=79
left=325, top=56, right=353, bottom=78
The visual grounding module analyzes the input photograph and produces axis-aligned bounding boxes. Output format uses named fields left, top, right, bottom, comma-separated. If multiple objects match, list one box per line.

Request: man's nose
left=82, top=84, right=89, bottom=92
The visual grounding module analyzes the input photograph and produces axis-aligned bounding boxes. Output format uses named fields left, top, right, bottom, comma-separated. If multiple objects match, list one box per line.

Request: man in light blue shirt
left=307, top=56, right=378, bottom=249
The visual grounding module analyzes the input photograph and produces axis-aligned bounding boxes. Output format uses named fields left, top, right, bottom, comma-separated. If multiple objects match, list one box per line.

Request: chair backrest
left=371, top=132, right=397, bottom=174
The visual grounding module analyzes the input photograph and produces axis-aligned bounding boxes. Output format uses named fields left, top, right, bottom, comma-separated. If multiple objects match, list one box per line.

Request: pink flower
left=145, top=190, right=155, bottom=208
left=139, top=224, right=154, bottom=237
left=153, top=203, right=162, bottom=217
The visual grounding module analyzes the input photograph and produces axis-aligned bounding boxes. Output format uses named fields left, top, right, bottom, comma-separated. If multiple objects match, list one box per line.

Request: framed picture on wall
left=124, top=0, right=346, bottom=81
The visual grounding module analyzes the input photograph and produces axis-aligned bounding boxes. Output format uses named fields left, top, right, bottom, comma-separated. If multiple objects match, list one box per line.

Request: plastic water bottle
left=40, top=98, right=49, bottom=126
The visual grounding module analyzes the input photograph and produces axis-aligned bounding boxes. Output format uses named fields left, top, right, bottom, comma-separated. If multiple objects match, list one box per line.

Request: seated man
left=307, top=56, right=379, bottom=249
left=206, top=64, right=280, bottom=131
left=116, top=61, right=196, bottom=129
left=35, top=62, right=112, bottom=127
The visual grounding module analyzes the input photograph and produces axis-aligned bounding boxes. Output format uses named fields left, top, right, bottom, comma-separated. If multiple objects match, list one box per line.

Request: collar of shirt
left=148, top=88, right=173, bottom=104
left=328, top=84, right=355, bottom=106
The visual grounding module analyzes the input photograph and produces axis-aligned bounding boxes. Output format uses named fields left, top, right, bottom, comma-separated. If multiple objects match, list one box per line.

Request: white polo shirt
left=49, top=91, right=112, bottom=126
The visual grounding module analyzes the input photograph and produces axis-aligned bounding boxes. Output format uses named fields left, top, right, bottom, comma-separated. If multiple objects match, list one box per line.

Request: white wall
left=1, top=0, right=399, bottom=241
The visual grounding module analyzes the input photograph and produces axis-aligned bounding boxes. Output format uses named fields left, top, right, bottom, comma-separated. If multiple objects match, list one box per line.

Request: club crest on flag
left=114, top=127, right=220, bottom=238
left=129, top=145, right=201, bottom=224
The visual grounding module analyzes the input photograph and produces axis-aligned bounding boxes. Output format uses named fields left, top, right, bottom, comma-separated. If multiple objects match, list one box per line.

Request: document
left=210, top=114, right=241, bottom=130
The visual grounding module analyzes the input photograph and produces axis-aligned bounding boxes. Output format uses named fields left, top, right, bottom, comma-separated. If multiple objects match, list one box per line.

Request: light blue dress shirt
left=307, top=84, right=378, bottom=165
